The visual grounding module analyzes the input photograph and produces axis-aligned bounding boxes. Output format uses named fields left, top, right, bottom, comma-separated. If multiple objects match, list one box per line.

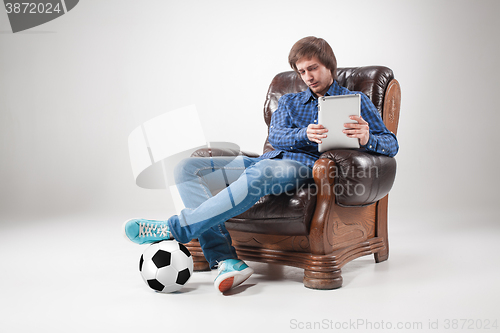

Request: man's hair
left=288, top=36, right=338, bottom=81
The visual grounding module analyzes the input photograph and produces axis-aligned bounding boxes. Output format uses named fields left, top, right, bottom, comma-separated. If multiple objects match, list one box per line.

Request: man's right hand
left=306, top=124, right=328, bottom=144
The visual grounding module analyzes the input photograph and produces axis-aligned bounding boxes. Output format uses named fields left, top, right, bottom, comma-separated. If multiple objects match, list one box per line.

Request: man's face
left=295, top=56, right=333, bottom=97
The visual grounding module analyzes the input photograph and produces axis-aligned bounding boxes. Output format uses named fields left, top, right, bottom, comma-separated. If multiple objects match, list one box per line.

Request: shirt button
left=290, top=147, right=293, bottom=149
left=382, top=149, right=385, bottom=152
left=314, top=120, right=317, bottom=123
left=369, top=145, right=373, bottom=148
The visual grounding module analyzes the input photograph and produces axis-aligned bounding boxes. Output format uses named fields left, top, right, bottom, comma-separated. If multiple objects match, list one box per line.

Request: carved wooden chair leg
left=374, top=242, right=389, bottom=263
left=193, top=257, right=211, bottom=271
left=303, top=267, right=343, bottom=290
left=185, top=239, right=211, bottom=271
left=374, top=195, right=389, bottom=263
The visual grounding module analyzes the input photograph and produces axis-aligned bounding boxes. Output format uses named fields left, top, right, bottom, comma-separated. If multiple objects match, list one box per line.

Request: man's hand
left=307, top=124, right=328, bottom=144
left=343, top=115, right=370, bottom=146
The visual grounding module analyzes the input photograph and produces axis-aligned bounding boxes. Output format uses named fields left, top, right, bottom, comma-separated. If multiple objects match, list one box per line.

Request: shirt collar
left=300, top=80, right=340, bottom=104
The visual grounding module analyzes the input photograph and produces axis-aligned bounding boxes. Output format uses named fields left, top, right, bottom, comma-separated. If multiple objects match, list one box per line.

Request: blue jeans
left=168, top=156, right=313, bottom=268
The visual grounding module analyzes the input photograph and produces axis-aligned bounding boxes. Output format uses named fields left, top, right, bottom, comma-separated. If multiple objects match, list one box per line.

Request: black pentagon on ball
left=151, top=250, right=171, bottom=268
left=176, top=268, right=191, bottom=285
left=147, top=279, right=164, bottom=292
left=178, top=243, right=192, bottom=257
left=139, top=255, right=144, bottom=271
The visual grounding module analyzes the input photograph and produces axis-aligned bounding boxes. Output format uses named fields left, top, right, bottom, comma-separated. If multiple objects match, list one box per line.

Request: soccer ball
left=139, top=240, right=193, bottom=293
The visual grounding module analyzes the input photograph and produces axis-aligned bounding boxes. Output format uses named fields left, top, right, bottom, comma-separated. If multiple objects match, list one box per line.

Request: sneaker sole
left=215, top=267, right=254, bottom=292
left=218, top=277, right=235, bottom=293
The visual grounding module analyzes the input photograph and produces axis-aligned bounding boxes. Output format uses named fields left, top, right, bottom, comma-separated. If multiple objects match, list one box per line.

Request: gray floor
left=1, top=209, right=499, bottom=332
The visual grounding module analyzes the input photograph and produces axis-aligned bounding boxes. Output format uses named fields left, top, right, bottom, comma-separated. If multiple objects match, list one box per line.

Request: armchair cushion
left=225, top=183, right=317, bottom=236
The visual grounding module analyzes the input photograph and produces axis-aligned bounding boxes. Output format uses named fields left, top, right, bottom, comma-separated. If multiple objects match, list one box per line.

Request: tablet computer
left=318, top=94, right=361, bottom=152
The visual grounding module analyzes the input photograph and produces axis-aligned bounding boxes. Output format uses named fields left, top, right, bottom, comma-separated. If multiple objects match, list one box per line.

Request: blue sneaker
left=214, top=259, right=254, bottom=292
left=123, top=218, right=174, bottom=244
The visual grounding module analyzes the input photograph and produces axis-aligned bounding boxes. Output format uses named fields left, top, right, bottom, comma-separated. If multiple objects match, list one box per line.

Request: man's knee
left=246, top=159, right=276, bottom=181
left=249, top=159, right=307, bottom=180
left=174, top=157, right=210, bottom=180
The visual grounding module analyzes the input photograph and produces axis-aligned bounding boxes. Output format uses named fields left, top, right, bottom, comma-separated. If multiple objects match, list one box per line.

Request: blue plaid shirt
left=260, top=81, right=399, bottom=168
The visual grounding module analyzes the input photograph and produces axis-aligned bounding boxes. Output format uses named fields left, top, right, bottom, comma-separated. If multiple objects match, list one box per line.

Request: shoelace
left=217, top=261, right=226, bottom=273
left=139, top=222, right=157, bottom=237
left=138, top=222, right=169, bottom=238
left=157, top=225, right=170, bottom=237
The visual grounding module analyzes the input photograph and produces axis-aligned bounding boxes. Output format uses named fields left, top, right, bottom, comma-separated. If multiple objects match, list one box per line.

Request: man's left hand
left=343, top=116, right=370, bottom=146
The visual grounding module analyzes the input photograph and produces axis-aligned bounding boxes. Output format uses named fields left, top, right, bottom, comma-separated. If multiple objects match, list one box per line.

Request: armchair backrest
left=262, top=66, right=401, bottom=154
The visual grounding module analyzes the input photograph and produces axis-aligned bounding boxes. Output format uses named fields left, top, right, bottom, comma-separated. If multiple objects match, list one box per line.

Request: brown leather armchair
left=186, top=66, right=401, bottom=289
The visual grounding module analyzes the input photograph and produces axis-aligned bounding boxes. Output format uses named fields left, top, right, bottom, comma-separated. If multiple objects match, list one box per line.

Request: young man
left=124, top=36, right=399, bottom=293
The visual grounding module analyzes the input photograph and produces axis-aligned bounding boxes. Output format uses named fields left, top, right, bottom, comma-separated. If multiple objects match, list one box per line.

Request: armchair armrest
left=314, top=149, right=396, bottom=206
left=191, top=147, right=260, bottom=158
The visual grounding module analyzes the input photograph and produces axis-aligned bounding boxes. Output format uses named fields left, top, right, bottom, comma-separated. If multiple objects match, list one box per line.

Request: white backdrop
left=1, top=0, right=499, bottom=219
